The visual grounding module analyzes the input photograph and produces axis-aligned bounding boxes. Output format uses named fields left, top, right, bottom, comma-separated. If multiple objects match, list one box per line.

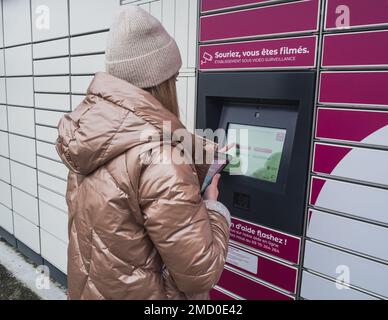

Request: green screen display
left=224, top=123, right=287, bottom=183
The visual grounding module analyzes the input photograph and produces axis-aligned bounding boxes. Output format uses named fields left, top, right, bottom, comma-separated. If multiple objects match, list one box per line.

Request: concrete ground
left=0, top=240, right=67, bottom=300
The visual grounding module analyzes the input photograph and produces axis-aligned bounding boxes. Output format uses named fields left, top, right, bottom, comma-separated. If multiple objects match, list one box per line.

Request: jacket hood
left=56, top=72, right=186, bottom=176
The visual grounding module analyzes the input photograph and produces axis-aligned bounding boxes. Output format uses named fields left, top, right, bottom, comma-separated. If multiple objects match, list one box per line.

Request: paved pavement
left=0, top=240, right=67, bottom=300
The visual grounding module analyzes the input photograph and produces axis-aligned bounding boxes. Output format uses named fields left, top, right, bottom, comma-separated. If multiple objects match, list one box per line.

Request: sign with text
left=199, top=36, right=317, bottom=71
left=200, top=0, right=319, bottom=42
left=230, top=217, right=301, bottom=264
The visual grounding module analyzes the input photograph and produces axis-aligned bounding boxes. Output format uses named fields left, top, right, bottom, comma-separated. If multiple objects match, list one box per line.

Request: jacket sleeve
left=138, top=147, right=230, bottom=294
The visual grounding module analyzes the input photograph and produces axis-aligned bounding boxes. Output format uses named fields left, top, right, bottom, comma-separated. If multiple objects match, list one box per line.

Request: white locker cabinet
left=0, top=131, right=9, bottom=157
left=300, top=271, right=378, bottom=300
left=0, top=203, right=13, bottom=234
left=9, top=134, right=37, bottom=168
left=6, top=77, right=34, bottom=107
left=38, top=171, right=67, bottom=196
left=308, top=210, right=388, bottom=262
left=13, top=213, right=40, bottom=253
left=37, top=156, right=68, bottom=181
left=39, top=200, right=67, bottom=242
left=71, top=95, right=85, bottom=110
left=0, top=156, right=10, bottom=183
left=0, top=105, right=7, bottom=130
left=3, top=0, right=31, bottom=47
left=32, top=0, right=69, bottom=41
left=35, top=93, right=71, bottom=112
left=0, top=49, right=4, bottom=76
left=304, top=241, right=388, bottom=298
left=40, top=229, right=67, bottom=273
left=71, top=76, right=93, bottom=94
left=38, top=186, right=67, bottom=212
left=10, top=161, right=38, bottom=197
left=71, top=32, right=108, bottom=55
left=34, top=57, right=69, bottom=76
left=35, top=109, right=64, bottom=127
left=69, top=0, right=120, bottom=35
left=33, top=38, right=69, bottom=59
left=0, top=0, right=3, bottom=47
left=0, top=78, right=6, bottom=104
left=35, top=125, right=58, bottom=144
left=8, top=106, right=35, bottom=138
left=34, top=76, right=70, bottom=93
left=0, top=179, right=12, bottom=208
left=71, top=54, right=105, bottom=75
left=174, top=0, right=189, bottom=69
left=4, top=45, right=32, bottom=76
left=37, top=141, right=61, bottom=162
left=12, top=187, right=39, bottom=225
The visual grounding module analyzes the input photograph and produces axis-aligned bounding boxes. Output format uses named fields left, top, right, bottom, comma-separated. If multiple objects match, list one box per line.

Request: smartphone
left=201, top=152, right=231, bottom=194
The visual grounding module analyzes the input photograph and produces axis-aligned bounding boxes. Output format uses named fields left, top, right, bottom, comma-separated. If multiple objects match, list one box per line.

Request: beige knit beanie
left=106, top=6, right=182, bottom=88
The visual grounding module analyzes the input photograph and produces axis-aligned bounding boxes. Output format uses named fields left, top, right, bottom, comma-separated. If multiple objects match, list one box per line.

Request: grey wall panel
left=4, top=45, right=32, bottom=76
left=0, top=0, right=3, bottom=47
left=34, top=57, right=69, bottom=75
left=308, top=210, right=388, bottom=263
left=40, top=201, right=67, bottom=243
left=38, top=186, right=67, bottom=212
left=36, top=141, right=61, bottom=162
left=38, top=171, right=66, bottom=196
left=0, top=78, right=5, bottom=104
left=35, top=109, right=64, bottom=127
left=13, top=213, right=40, bottom=253
left=69, top=0, right=119, bottom=35
left=9, top=134, right=36, bottom=168
left=301, top=271, right=378, bottom=300
left=32, top=0, right=68, bottom=41
left=35, top=93, right=70, bottom=111
left=0, top=131, right=9, bottom=157
left=71, top=54, right=105, bottom=74
left=33, top=38, right=69, bottom=59
left=70, top=32, right=107, bottom=55
left=0, top=156, right=10, bottom=183
left=0, top=105, right=7, bottom=131
left=71, top=76, right=93, bottom=94
left=10, top=161, right=37, bottom=196
left=6, top=77, right=34, bottom=107
left=37, top=156, right=67, bottom=180
left=3, top=0, right=31, bottom=46
left=12, top=187, right=39, bottom=225
left=34, top=76, right=70, bottom=93
left=304, top=241, right=388, bottom=298
left=0, top=203, right=13, bottom=234
left=0, top=179, right=11, bottom=208
left=8, top=106, right=35, bottom=137
left=0, top=49, right=4, bottom=76
left=35, top=125, right=58, bottom=143
left=71, top=95, right=85, bottom=110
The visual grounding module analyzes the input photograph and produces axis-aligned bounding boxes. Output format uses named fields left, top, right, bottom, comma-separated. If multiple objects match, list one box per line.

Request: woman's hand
left=203, top=174, right=221, bottom=201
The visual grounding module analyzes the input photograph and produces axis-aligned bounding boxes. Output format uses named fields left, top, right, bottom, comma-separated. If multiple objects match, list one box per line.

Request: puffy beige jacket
left=56, top=72, right=230, bottom=300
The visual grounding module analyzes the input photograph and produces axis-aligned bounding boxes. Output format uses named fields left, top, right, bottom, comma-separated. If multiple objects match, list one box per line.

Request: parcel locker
left=33, top=38, right=69, bottom=59
left=9, top=134, right=37, bottom=168
left=12, top=187, right=39, bottom=225
left=4, top=45, right=32, bottom=76
left=13, top=213, right=40, bottom=254
left=3, top=0, right=31, bottom=46
left=8, top=106, right=35, bottom=137
left=39, top=200, right=67, bottom=242
left=6, top=77, right=34, bottom=107
left=0, top=203, right=13, bottom=234
left=0, top=156, right=10, bottom=183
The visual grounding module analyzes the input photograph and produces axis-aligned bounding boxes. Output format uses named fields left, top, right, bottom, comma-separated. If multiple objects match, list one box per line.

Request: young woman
left=56, top=6, right=230, bottom=300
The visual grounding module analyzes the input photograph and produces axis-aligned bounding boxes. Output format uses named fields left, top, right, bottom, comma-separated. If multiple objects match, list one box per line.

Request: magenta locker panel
left=322, top=30, right=388, bottom=68
left=201, top=0, right=275, bottom=13
left=209, top=288, right=237, bottom=300
left=325, top=0, right=388, bottom=30
left=217, top=267, right=294, bottom=300
left=199, top=0, right=320, bottom=42
left=315, top=108, right=388, bottom=147
left=319, top=72, right=388, bottom=106
left=226, top=245, right=298, bottom=293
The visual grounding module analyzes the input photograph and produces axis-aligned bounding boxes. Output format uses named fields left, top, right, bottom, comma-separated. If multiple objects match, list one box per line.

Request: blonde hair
left=145, top=74, right=180, bottom=118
